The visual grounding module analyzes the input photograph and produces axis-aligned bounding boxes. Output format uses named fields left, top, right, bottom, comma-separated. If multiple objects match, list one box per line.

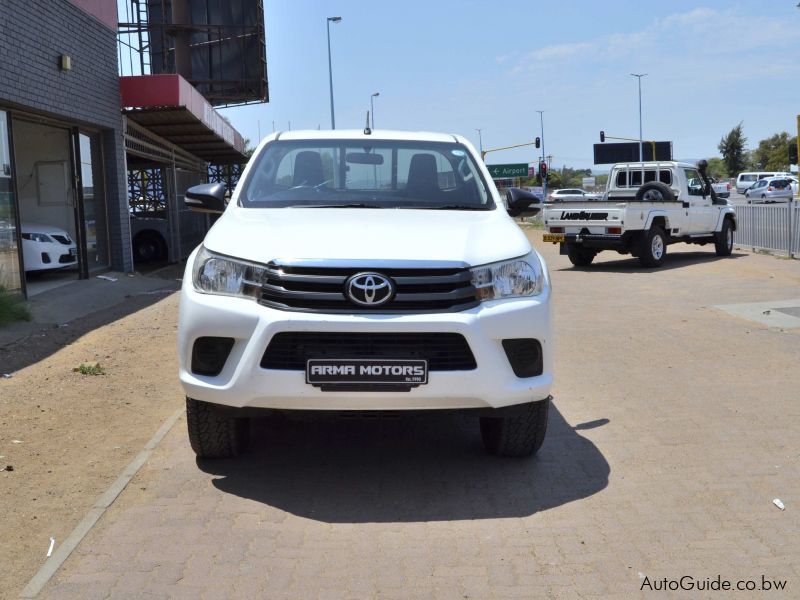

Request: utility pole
left=326, top=16, right=342, bottom=129
left=536, top=110, right=546, bottom=201
left=475, top=128, right=483, bottom=156
left=630, top=73, right=647, bottom=162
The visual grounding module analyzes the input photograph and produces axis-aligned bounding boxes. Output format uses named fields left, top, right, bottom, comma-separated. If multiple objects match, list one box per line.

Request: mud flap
left=559, top=242, right=568, bottom=255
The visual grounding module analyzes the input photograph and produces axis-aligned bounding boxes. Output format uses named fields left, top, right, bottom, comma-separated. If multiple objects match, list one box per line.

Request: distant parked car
left=735, top=171, right=792, bottom=194
left=548, top=188, right=602, bottom=202
left=20, top=222, right=77, bottom=271
left=687, top=176, right=731, bottom=199
left=744, top=178, right=794, bottom=203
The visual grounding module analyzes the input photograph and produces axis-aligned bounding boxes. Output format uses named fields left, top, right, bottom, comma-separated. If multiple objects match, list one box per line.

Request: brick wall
left=0, top=0, right=131, bottom=272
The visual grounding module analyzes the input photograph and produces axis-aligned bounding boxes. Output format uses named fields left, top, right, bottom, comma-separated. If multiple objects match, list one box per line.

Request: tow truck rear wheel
left=638, top=226, right=667, bottom=267
left=715, top=218, right=734, bottom=256
left=480, top=398, right=549, bottom=457
left=566, top=244, right=597, bottom=267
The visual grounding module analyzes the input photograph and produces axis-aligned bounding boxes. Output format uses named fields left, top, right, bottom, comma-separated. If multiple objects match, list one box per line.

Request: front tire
left=638, top=226, right=667, bottom=267
left=480, top=398, right=549, bottom=457
left=133, top=232, right=166, bottom=263
left=186, top=397, right=249, bottom=458
left=566, top=244, right=597, bottom=267
left=715, top=218, right=734, bottom=256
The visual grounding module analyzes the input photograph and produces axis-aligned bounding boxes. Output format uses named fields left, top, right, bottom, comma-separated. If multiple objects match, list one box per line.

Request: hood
left=202, top=207, right=531, bottom=267
left=21, top=222, right=71, bottom=236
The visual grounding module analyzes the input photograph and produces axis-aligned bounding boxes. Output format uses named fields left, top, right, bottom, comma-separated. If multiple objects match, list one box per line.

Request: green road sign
left=487, top=163, right=528, bottom=178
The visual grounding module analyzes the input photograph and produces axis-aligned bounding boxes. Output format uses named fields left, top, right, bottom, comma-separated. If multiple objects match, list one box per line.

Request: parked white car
left=548, top=188, right=601, bottom=202
left=178, top=130, right=552, bottom=458
left=20, top=222, right=77, bottom=271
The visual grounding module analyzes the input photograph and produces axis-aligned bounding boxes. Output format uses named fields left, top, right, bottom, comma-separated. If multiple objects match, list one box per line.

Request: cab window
left=685, top=169, right=703, bottom=196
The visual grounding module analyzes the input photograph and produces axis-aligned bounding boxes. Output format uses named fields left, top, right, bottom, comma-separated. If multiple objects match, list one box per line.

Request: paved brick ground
left=40, top=237, right=800, bottom=598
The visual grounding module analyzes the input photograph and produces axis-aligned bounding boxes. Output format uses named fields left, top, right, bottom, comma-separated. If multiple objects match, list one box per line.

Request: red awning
left=120, top=74, right=247, bottom=164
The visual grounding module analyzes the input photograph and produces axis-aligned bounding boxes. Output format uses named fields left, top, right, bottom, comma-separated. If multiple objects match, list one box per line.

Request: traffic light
left=539, top=161, right=548, bottom=180
left=535, top=137, right=540, bottom=149
left=600, top=130, right=605, bottom=143
left=789, top=141, right=798, bottom=165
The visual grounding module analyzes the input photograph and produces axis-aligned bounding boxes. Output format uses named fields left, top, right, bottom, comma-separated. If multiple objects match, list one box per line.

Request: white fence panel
left=734, top=203, right=797, bottom=257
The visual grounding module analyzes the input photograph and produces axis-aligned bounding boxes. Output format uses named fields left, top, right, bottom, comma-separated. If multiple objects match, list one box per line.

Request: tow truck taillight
left=606, top=227, right=622, bottom=234
left=726, top=182, right=731, bottom=190
left=550, top=227, right=564, bottom=233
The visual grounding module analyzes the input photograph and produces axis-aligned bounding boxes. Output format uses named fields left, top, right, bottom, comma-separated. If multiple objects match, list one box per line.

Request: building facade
left=0, top=0, right=254, bottom=297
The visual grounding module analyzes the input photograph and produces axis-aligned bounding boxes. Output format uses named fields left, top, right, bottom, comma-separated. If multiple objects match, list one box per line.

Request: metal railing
left=734, top=202, right=799, bottom=258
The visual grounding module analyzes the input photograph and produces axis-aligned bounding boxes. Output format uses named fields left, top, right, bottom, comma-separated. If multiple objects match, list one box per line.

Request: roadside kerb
left=19, top=407, right=185, bottom=599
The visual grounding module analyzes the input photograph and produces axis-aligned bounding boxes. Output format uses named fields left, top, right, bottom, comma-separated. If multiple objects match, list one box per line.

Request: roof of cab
left=271, top=129, right=462, bottom=143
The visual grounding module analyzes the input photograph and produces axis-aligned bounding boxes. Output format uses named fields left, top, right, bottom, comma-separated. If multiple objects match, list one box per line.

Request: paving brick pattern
left=41, top=241, right=800, bottom=598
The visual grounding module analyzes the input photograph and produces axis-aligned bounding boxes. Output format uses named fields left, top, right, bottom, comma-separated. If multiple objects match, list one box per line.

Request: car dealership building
left=0, top=0, right=264, bottom=297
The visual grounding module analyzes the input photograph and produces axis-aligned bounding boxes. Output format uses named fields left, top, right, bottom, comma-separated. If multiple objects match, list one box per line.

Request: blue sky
left=220, top=1, right=800, bottom=172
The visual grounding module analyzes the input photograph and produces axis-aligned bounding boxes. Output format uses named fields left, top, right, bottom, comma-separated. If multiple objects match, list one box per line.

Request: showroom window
left=0, top=110, right=21, bottom=292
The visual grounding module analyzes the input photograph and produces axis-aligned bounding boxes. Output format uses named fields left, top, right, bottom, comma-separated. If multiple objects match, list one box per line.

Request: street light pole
left=326, top=16, right=342, bottom=129
left=474, top=128, right=483, bottom=157
left=631, top=73, right=647, bottom=161
left=536, top=110, right=546, bottom=201
left=370, top=92, right=379, bottom=129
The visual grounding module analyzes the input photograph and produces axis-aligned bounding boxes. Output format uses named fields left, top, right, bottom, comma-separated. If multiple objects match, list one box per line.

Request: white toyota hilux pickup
left=542, top=160, right=737, bottom=267
left=178, top=129, right=551, bottom=458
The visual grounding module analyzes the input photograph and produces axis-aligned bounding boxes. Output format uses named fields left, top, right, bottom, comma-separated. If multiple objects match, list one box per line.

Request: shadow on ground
left=199, top=403, right=610, bottom=522
left=0, top=288, right=177, bottom=373
left=555, top=251, right=747, bottom=273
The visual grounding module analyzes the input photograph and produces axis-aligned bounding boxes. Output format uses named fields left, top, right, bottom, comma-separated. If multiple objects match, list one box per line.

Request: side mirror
left=506, top=187, right=541, bottom=217
left=185, top=183, right=227, bottom=214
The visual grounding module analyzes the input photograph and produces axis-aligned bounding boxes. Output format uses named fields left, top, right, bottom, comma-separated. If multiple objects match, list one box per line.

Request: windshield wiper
left=290, top=203, right=384, bottom=209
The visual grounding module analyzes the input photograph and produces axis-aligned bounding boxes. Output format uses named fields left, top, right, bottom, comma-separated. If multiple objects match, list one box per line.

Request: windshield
left=238, top=139, right=493, bottom=209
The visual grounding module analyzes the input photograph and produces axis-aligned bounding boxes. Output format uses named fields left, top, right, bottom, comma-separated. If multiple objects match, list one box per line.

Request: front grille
left=261, top=332, right=477, bottom=371
left=257, top=263, right=478, bottom=313
left=51, top=235, right=71, bottom=245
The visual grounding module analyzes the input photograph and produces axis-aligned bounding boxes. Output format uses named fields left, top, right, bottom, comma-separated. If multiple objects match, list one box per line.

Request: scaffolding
left=208, top=163, right=244, bottom=194
left=117, top=0, right=268, bottom=106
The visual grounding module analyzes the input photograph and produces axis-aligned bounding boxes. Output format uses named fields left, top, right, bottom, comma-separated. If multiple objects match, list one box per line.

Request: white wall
left=13, top=119, right=76, bottom=238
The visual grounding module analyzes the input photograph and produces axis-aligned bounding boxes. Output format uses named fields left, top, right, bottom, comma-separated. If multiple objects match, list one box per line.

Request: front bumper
left=22, top=240, right=78, bottom=271
left=178, top=271, right=553, bottom=412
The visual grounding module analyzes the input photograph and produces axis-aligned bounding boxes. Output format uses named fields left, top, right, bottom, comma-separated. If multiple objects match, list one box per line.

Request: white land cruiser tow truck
left=542, top=160, right=737, bottom=267
left=178, top=129, right=551, bottom=458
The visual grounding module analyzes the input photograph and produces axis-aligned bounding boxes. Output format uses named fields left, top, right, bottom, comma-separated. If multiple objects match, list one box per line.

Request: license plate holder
left=306, top=359, right=428, bottom=389
left=543, top=233, right=565, bottom=243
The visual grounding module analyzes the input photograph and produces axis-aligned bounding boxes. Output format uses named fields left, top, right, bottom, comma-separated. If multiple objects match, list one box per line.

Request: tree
left=718, top=123, right=748, bottom=175
left=752, top=132, right=794, bottom=171
left=706, top=157, right=728, bottom=179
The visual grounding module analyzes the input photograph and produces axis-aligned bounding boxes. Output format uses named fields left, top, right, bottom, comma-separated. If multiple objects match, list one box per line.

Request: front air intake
left=191, top=337, right=235, bottom=376
left=502, top=339, right=543, bottom=378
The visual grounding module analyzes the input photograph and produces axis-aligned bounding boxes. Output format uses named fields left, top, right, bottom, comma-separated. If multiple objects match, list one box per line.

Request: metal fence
left=734, top=202, right=799, bottom=258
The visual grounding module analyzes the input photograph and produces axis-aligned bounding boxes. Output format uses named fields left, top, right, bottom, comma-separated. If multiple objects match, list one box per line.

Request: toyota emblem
left=345, top=272, right=395, bottom=307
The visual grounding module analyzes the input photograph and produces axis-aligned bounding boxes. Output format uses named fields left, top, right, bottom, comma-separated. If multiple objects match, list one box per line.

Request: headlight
left=22, top=232, right=52, bottom=243
left=470, top=253, right=546, bottom=301
left=192, top=246, right=268, bottom=299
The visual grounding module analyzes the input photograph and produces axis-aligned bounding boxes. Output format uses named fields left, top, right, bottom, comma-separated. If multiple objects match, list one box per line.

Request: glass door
left=0, top=110, right=23, bottom=293
left=75, top=132, right=110, bottom=273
